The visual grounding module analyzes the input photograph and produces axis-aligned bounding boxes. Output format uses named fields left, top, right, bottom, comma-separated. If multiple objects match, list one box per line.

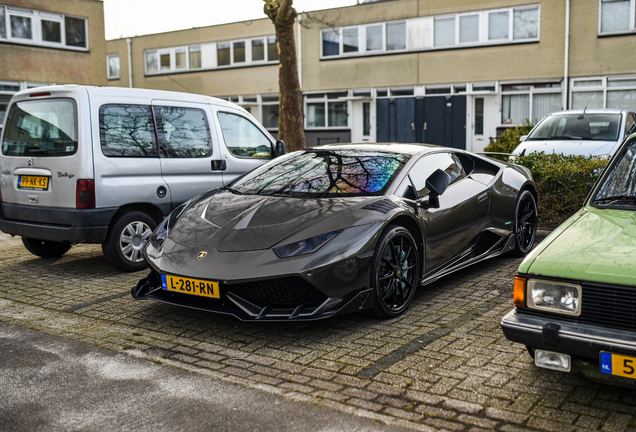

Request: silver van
left=0, top=85, right=284, bottom=271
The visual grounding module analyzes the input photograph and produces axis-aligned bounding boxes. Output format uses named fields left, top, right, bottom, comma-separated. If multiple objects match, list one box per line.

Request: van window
left=99, top=104, right=157, bottom=157
left=217, top=112, right=272, bottom=158
left=1, top=99, right=78, bottom=157
left=154, top=106, right=212, bottom=158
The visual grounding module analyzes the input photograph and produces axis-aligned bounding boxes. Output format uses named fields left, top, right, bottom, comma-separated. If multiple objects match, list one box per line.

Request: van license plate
left=600, top=351, right=636, bottom=380
left=18, top=175, right=49, bottom=190
left=161, top=274, right=220, bottom=299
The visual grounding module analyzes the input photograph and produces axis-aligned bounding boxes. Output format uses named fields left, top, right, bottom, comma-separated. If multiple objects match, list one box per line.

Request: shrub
left=484, top=122, right=533, bottom=160
left=515, top=152, right=609, bottom=228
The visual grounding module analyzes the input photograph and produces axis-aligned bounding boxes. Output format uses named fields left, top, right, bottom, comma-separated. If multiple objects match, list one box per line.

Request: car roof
left=547, top=108, right=629, bottom=116
left=313, top=142, right=448, bottom=156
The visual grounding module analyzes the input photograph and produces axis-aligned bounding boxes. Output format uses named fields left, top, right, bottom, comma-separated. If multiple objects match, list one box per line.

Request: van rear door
left=1, top=89, right=91, bottom=211
left=152, top=100, right=223, bottom=209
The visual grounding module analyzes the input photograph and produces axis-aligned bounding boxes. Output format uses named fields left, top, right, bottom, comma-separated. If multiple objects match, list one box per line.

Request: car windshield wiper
left=542, top=136, right=584, bottom=140
left=222, top=186, right=243, bottom=195
left=594, top=195, right=636, bottom=204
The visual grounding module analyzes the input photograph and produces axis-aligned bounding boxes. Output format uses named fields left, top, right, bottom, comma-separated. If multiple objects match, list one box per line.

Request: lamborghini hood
left=168, top=190, right=380, bottom=252
left=519, top=207, right=636, bottom=286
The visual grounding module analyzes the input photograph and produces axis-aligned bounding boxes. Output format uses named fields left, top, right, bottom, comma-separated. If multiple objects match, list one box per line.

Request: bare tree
left=263, top=0, right=306, bottom=152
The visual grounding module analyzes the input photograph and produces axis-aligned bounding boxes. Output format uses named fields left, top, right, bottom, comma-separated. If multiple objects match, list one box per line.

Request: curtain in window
left=608, top=90, right=636, bottom=111
left=532, top=93, right=561, bottom=123
left=307, top=103, right=326, bottom=127
left=459, top=15, right=479, bottom=43
left=502, top=94, right=529, bottom=124
left=434, top=17, right=455, bottom=46
left=572, top=91, right=603, bottom=109
left=601, top=0, right=630, bottom=33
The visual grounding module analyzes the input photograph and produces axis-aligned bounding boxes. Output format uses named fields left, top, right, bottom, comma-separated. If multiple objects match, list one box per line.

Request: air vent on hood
left=361, top=199, right=399, bottom=214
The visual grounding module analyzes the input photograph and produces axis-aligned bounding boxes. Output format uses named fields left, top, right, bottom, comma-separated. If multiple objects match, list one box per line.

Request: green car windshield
left=230, top=150, right=409, bottom=198
left=592, top=139, right=636, bottom=209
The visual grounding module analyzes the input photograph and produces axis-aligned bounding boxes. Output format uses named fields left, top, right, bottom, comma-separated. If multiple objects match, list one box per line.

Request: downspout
left=563, top=0, right=570, bottom=110
left=297, top=14, right=302, bottom=90
left=126, top=38, right=133, bottom=88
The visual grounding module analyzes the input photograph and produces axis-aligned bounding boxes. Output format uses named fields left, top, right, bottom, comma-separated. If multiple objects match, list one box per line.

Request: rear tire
left=102, top=211, right=156, bottom=272
left=370, top=225, right=420, bottom=318
left=510, top=190, right=538, bottom=257
left=22, top=237, right=71, bottom=258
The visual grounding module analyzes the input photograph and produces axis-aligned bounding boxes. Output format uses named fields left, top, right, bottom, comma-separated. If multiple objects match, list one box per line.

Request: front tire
left=22, top=237, right=71, bottom=258
left=511, top=190, right=538, bottom=257
left=102, top=211, right=156, bottom=272
left=370, top=225, right=420, bottom=318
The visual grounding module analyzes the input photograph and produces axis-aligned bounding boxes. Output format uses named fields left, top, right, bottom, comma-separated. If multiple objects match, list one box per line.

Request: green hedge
left=515, top=152, right=609, bottom=228
left=483, top=122, right=533, bottom=159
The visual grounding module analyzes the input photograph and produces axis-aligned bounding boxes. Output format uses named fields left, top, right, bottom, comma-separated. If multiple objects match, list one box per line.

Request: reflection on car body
left=133, top=143, right=537, bottom=321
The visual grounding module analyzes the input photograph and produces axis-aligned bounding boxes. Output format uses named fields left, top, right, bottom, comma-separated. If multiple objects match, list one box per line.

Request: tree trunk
left=264, top=0, right=306, bottom=152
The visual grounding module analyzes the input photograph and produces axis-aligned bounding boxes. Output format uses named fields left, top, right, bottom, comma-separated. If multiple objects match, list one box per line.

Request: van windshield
left=1, top=99, right=78, bottom=157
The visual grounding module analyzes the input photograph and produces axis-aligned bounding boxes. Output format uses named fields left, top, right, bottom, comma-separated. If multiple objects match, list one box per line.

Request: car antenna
left=578, top=94, right=593, bottom=119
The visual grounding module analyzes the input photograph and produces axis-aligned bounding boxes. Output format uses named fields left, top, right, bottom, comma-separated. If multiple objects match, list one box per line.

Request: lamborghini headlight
left=527, top=279, right=581, bottom=316
left=273, top=230, right=342, bottom=258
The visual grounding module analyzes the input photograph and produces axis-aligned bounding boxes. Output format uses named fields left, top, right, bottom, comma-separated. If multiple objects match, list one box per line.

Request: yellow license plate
left=161, top=274, right=220, bottom=299
left=18, top=175, right=49, bottom=190
left=600, top=351, right=636, bottom=379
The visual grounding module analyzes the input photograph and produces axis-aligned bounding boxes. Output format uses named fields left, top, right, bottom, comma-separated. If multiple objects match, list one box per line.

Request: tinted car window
left=99, top=104, right=157, bottom=157
left=217, top=112, right=272, bottom=158
left=527, top=113, right=621, bottom=141
left=592, top=139, right=636, bottom=208
left=2, top=99, right=77, bottom=157
left=231, top=150, right=408, bottom=198
left=626, top=114, right=636, bottom=137
left=407, top=152, right=466, bottom=198
left=155, top=106, right=212, bottom=158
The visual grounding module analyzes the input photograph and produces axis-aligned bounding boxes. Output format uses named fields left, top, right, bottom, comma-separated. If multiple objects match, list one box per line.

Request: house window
left=145, top=51, right=158, bottom=74
left=488, top=11, right=510, bottom=40
left=175, top=47, right=187, bottom=69
left=64, top=16, right=87, bottom=48
left=233, top=41, right=246, bottom=63
left=189, top=45, right=201, bottom=69
left=459, top=14, right=479, bottom=43
left=0, top=5, right=88, bottom=50
left=159, top=50, right=171, bottom=71
left=514, top=7, right=539, bottom=39
left=600, top=0, right=632, bottom=33
left=343, top=28, right=359, bottom=53
left=107, top=54, right=120, bottom=80
left=571, top=76, right=636, bottom=111
left=252, top=38, right=265, bottom=61
left=386, top=22, right=406, bottom=50
left=322, top=29, right=339, bottom=56
left=501, top=83, right=562, bottom=125
left=434, top=16, right=455, bottom=47
left=267, top=36, right=279, bottom=61
left=304, top=93, right=349, bottom=129
left=261, top=94, right=279, bottom=129
left=366, top=24, right=383, bottom=51
left=217, top=42, right=231, bottom=66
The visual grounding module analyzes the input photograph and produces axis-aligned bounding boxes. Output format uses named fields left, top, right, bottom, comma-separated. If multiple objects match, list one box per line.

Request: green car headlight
left=273, top=230, right=342, bottom=258
left=527, top=279, right=581, bottom=316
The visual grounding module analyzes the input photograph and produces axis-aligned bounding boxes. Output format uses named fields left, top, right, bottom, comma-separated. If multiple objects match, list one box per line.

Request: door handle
left=211, top=160, right=227, bottom=171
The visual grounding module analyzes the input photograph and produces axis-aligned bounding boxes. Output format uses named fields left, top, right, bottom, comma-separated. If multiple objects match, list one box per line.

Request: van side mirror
left=519, top=135, right=528, bottom=142
left=273, top=140, right=286, bottom=157
left=426, top=169, right=451, bottom=199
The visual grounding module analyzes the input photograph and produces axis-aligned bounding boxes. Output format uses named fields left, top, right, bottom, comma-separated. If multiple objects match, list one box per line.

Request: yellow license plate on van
left=18, top=175, right=49, bottom=190
left=161, top=274, right=220, bottom=299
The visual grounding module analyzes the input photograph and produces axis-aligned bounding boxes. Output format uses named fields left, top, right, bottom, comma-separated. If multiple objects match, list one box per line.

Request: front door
left=469, top=95, right=497, bottom=153
left=351, top=100, right=375, bottom=143
left=376, top=98, right=415, bottom=143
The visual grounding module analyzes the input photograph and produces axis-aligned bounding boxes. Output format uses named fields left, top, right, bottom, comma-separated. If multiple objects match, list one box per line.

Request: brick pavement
left=1, top=232, right=635, bottom=431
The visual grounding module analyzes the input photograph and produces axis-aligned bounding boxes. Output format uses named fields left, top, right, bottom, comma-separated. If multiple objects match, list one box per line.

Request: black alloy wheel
left=511, top=190, right=538, bottom=257
left=370, top=225, right=420, bottom=318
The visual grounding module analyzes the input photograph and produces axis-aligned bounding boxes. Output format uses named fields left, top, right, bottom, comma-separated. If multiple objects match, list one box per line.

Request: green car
left=501, top=133, right=636, bottom=384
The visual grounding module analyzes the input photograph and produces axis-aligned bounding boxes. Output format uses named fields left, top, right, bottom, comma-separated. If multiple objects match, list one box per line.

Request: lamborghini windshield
left=592, top=140, right=636, bottom=209
left=230, top=150, right=409, bottom=197
left=527, top=113, right=621, bottom=141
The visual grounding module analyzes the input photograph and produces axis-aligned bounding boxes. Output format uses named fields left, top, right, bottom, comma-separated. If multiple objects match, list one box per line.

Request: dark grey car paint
left=133, top=143, right=536, bottom=321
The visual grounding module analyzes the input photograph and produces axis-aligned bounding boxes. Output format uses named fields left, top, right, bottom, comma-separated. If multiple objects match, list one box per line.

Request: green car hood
left=519, top=206, right=636, bottom=286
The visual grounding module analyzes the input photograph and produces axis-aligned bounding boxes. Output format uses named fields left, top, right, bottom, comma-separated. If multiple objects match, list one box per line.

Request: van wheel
left=103, top=211, right=156, bottom=272
left=22, top=237, right=71, bottom=258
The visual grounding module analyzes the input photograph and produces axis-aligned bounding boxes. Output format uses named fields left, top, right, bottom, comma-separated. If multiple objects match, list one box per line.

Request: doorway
left=351, top=100, right=375, bottom=143
left=469, top=95, right=497, bottom=153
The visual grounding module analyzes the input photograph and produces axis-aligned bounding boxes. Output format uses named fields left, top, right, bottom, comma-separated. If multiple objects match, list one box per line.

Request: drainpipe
left=563, top=0, right=570, bottom=110
left=126, top=38, right=133, bottom=88
left=297, top=14, right=302, bottom=90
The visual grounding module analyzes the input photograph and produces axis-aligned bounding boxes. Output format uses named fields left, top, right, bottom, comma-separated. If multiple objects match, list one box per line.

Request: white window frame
left=570, top=75, right=636, bottom=109
left=107, top=54, right=120, bottom=80
left=0, top=5, right=88, bottom=51
left=500, top=81, right=562, bottom=126
left=303, top=92, right=350, bottom=130
left=598, top=0, right=636, bottom=35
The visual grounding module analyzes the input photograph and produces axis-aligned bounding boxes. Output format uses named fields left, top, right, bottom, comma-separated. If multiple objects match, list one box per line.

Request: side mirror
left=425, top=169, right=451, bottom=199
left=274, top=140, right=286, bottom=157
left=519, top=135, right=528, bottom=142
